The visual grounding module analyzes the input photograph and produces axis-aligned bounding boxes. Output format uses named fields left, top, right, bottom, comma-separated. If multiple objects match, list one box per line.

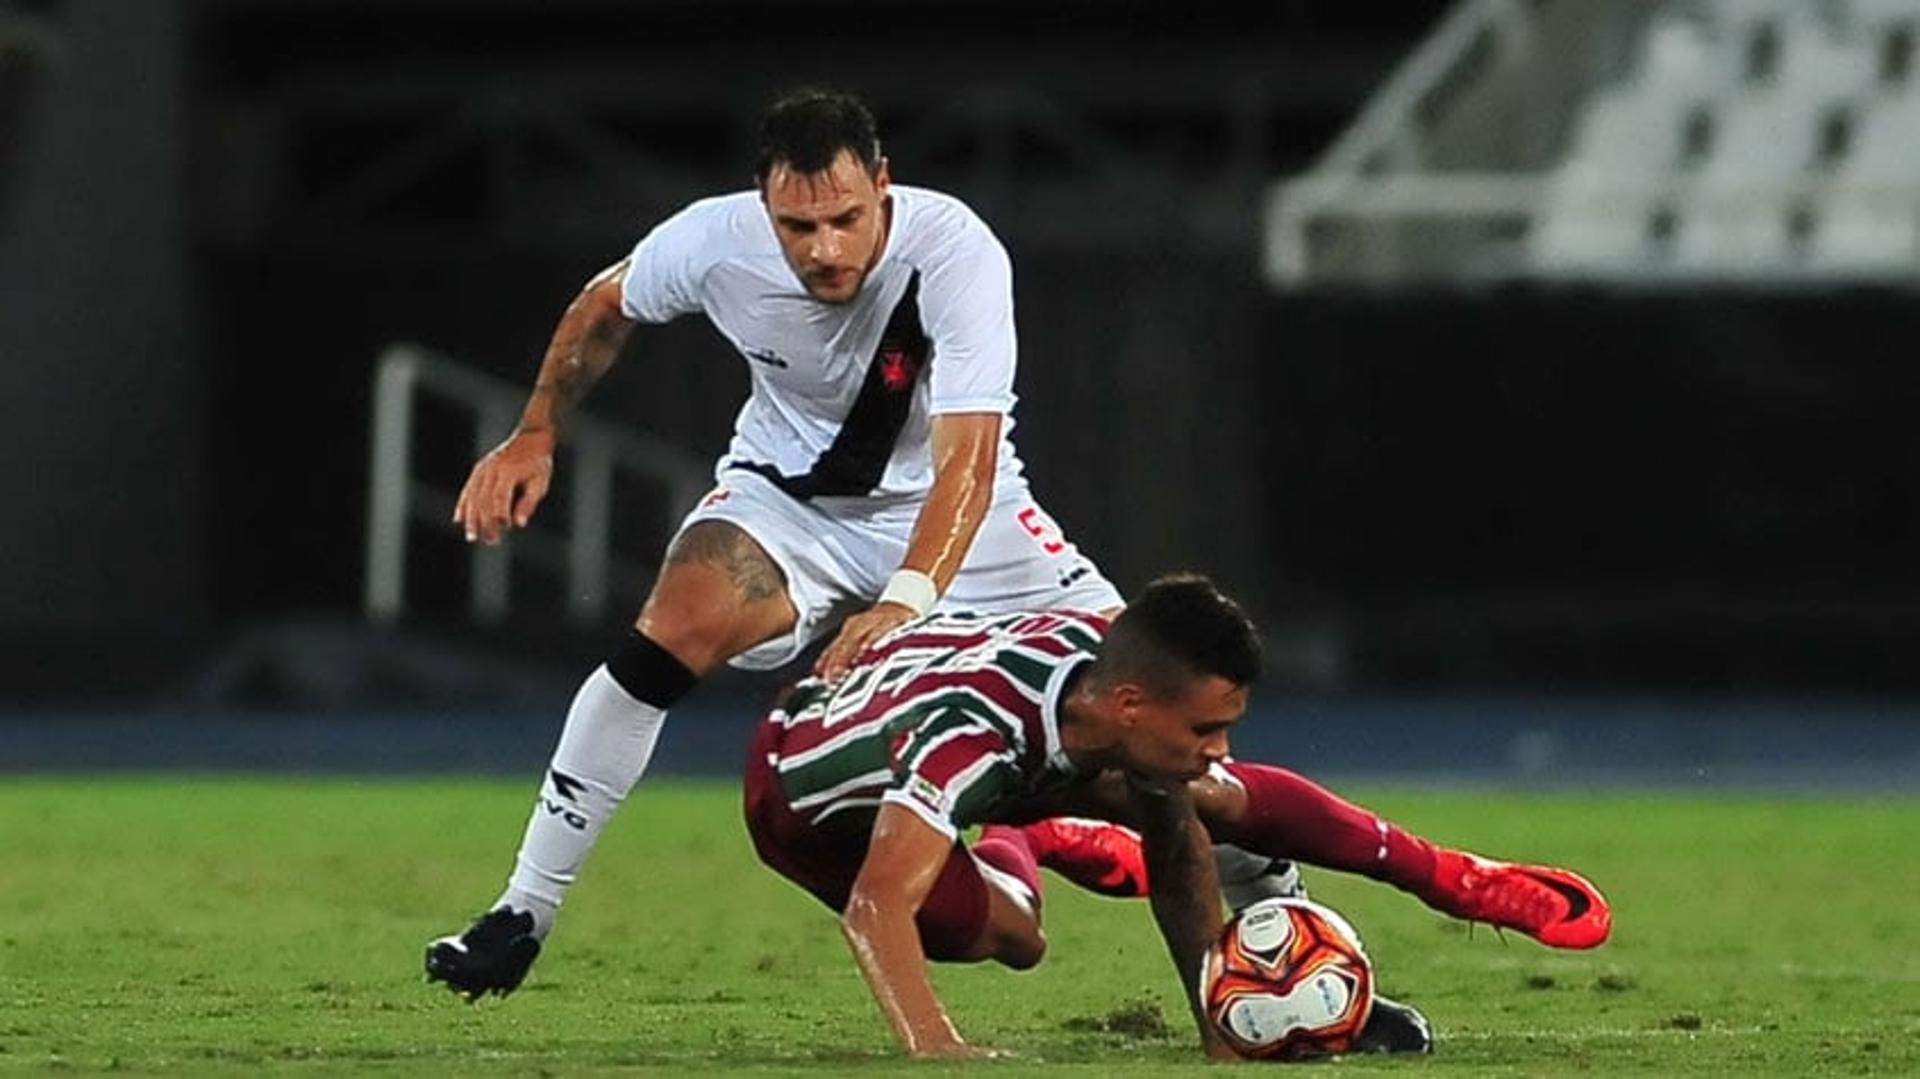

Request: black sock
left=604, top=630, right=700, bottom=709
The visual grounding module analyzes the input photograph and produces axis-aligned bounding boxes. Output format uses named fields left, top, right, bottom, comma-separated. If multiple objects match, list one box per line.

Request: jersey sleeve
left=881, top=707, right=1021, bottom=839
left=619, top=202, right=709, bottom=324
left=917, top=215, right=1019, bottom=416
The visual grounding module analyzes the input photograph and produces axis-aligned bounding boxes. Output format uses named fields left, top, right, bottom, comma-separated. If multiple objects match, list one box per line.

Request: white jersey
left=619, top=184, right=1028, bottom=504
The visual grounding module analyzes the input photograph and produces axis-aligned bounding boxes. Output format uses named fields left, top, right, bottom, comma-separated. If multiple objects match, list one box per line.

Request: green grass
left=2, top=778, right=1917, bottom=1075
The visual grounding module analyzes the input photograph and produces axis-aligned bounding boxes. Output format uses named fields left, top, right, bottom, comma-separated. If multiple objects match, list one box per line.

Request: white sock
left=495, top=664, right=666, bottom=938
left=1214, top=844, right=1305, bottom=912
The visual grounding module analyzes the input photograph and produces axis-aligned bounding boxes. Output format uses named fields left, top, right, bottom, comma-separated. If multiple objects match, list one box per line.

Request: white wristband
left=878, top=569, right=939, bottom=617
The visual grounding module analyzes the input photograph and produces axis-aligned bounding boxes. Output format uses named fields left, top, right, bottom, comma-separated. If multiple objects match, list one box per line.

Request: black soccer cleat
left=424, top=907, right=542, bottom=1002
left=1354, top=993, right=1435, bottom=1054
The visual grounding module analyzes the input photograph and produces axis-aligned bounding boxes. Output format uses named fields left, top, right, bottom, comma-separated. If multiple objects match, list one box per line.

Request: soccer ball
left=1201, top=897, right=1375, bottom=1060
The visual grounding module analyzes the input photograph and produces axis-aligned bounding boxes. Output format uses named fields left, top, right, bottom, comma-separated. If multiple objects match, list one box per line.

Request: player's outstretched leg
left=1016, top=817, right=1149, bottom=897
left=424, top=634, right=693, bottom=999
left=425, top=522, right=798, bottom=998
left=1017, top=819, right=1303, bottom=910
left=1421, top=851, right=1612, bottom=949
left=1202, top=762, right=1612, bottom=949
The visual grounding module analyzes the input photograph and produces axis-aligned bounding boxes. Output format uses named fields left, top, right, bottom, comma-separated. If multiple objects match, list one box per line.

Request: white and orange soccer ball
left=1201, top=897, right=1375, bottom=1060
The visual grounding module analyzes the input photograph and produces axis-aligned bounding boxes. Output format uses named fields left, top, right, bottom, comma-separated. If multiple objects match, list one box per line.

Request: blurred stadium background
left=4, top=0, right=1919, bottom=787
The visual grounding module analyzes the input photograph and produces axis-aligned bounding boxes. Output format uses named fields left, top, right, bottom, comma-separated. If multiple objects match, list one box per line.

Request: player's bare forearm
left=517, top=259, right=636, bottom=439
left=1131, top=781, right=1235, bottom=1058
left=841, top=804, right=973, bottom=1057
left=814, top=413, right=1000, bottom=679
left=841, top=893, right=968, bottom=1057
left=898, top=412, right=999, bottom=590
left=452, top=260, right=634, bottom=543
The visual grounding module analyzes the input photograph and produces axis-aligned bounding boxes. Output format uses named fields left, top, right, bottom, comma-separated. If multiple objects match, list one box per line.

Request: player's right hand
left=453, top=428, right=555, bottom=545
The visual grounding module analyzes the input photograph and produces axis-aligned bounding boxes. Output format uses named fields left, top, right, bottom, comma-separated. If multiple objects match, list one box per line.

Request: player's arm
left=453, top=258, right=636, bottom=545
left=1129, top=778, right=1240, bottom=1061
left=816, top=209, right=1017, bottom=680
left=840, top=801, right=985, bottom=1059
left=816, top=412, right=998, bottom=679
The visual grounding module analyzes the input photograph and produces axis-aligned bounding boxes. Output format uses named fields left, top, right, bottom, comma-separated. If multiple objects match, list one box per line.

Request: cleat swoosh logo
left=1521, top=870, right=1592, bottom=921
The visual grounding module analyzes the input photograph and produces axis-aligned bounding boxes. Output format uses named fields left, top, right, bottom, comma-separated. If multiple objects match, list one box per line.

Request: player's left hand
left=815, top=602, right=918, bottom=682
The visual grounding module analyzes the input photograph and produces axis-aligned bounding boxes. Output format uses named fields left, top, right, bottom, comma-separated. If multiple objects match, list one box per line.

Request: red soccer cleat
left=1020, top=817, right=1150, bottom=898
left=1425, top=850, right=1612, bottom=949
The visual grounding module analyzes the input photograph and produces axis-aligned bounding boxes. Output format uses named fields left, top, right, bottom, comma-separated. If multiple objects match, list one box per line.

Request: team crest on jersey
left=879, top=348, right=917, bottom=392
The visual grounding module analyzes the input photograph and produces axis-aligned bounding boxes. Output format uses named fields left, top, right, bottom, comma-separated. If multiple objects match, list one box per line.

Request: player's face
left=762, top=150, right=892, bottom=304
left=1116, top=675, right=1245, bottom=782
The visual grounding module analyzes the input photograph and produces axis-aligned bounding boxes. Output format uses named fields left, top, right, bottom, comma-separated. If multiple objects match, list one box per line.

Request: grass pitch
left=1, top=777, right=1916, bottom=1076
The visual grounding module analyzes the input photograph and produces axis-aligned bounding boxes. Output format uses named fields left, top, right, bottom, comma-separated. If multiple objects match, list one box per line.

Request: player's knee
left=992, top=924, right=1046, bottom=971
left=636, top=579, right=760, bottom=674
left=632, top=607, right=732, bottom=675
left=939, top=893, right=1046, bottom=969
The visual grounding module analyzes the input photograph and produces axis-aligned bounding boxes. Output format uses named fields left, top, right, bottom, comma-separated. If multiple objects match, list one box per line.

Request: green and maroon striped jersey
left=766, top=609, right=1111, bottom=838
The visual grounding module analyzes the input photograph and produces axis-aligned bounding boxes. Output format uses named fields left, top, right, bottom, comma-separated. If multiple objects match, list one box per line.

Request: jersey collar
left=869, top=188, right=904, bottom=274
left=1040, top=654, right=1090, bottom=773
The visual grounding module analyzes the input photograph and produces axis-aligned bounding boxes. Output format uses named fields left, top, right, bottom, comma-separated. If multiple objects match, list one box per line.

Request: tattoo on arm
left=574, top=318, right=626, bottom=385
left=528, top=368, right=586, bottom=426
left=667, top=521, right=788, bottom=604
left=526, top=301, right=632, bottom=434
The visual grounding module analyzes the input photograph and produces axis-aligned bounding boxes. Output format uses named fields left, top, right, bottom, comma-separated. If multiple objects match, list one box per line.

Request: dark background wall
left=3, top=0, right=1916, bottom=708
left=1255, top=290, right=1920, bottom=692
left=0, top=0, right=203, bottom=641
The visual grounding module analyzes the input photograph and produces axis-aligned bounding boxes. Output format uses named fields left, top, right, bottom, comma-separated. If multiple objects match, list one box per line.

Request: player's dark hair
left=1092, top=573, right=1262, bottom=698
left=753, top=88, right=883, bottom=185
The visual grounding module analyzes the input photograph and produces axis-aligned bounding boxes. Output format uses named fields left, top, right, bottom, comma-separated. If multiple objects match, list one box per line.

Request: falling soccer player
left=737, top=575, right=1611, bottom=1058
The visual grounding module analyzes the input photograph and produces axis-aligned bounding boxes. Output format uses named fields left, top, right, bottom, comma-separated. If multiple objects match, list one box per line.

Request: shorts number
left=1017, top=507, right=1068, bottom=556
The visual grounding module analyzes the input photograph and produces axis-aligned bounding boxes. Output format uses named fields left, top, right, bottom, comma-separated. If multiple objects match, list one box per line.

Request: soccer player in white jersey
left=425, top=88, right=1126, bottom=996
left=740, top=576, right=1610, bottom=1059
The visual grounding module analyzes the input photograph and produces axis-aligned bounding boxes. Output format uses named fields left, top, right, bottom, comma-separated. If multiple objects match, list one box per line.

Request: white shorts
left=677, top=467, right=1122, bottom=670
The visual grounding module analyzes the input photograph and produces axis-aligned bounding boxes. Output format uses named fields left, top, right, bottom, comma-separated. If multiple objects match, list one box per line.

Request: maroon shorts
left=742, top=716, right=990, bottom=960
